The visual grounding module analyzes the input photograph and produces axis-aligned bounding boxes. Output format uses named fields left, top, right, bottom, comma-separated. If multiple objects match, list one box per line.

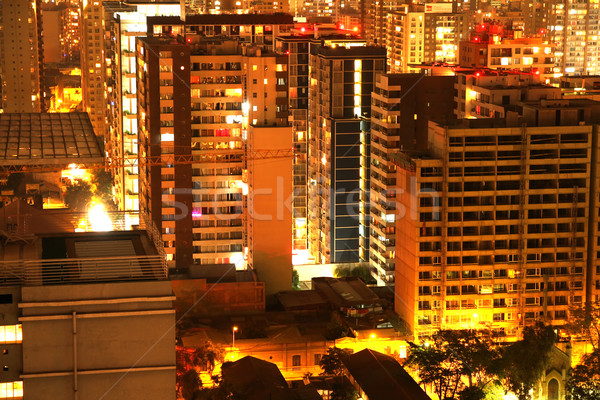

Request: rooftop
left=0, top=230, right=167, bottom=286
left=0, top=113, right=103, bottom=168
left=312, top=45, right=386, bottom=58
left=343, top=349, right=431, bottom=400
left=221, top=356, right=298, bottom=400
left=312, top=277, right=380, bottom=308
left=147, top=13, right=294, bottom=26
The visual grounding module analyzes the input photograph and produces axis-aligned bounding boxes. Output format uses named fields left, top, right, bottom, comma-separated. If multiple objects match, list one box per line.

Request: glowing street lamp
left=232, top=326, right=238, bottom=348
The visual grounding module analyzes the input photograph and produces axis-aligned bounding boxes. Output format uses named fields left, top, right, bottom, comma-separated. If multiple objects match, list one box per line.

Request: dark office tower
left=0, top=0, right=44, bottom=113
left=368, top=73, right=455, bottom=286
left=308, top=44, right=386, bottom=264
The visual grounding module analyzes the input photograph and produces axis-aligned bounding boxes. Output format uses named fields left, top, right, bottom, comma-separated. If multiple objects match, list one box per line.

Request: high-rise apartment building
left=395, top=99, right=600, bottom=338
left=459, top=21, right=555, bottom=83
left=104, top=1, right=182, bottom=211
left=80, top=0, right=106, bottom=144
left=546, top=0, right=600, bottom=76
left=308, top=44, right=386, bottom=264
left=453, top=70, right=561, bottom=119
left=41, top=1, right=81, bottom=65
left=381, top=4, right=468, bottom=73
left=276, top=30, right=365, bottom=251
left=368, top=73, right=455, bottom=285
left=137, top=36, right=291, bottom=279
left=147, top=14, right=294, bottom=52
left=0, top=0, right=44, bottom=113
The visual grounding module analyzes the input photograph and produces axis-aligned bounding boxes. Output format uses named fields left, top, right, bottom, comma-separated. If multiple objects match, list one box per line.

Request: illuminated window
left=263, top=79, right=268, bottom=84
left=252, top=65, right=257, bottom=71
left=161, top=133, right=174, bottom=142
left=0, top=326, right=21, bottom=344
left=0, top=381, right=22, bottom=398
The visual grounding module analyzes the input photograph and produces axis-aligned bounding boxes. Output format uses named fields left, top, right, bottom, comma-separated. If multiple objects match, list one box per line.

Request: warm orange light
left=370, top=334, right=376, bottom=339
left=233, top=326, right=238, bottom=332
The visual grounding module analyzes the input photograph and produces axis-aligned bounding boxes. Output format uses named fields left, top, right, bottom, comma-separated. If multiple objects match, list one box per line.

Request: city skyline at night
left=0, top=0, right=599, bottom=399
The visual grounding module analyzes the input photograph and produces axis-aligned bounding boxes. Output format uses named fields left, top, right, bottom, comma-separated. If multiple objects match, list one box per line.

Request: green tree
left=292, top=269, right=300, bottom=290
left=405, top=330, right=502, bottom=400
left=179, top=369, right=202, bottom=400
left=565, top=300, right=600, bottom=351
left=176, top=342, right=225, bottom=400
left=64, top=179, right=93, bottom=211
left=566, top=348, right=600, bottom=400
left=91, top=169, right=116, bottom=209
left=191, top=341, right=225, bottom=374
left=406, top=338, right=463, bottom=400
left=501, top=322, right=556, bottom=400
left=334, top=265, right=376, bottom=284
left=329, top=382, right=359, bottom=400
left=319, top=347, right=353, bottom=375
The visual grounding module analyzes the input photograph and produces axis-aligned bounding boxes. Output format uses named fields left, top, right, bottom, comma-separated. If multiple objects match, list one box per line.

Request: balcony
left=0, top=255, right=167, bottom=286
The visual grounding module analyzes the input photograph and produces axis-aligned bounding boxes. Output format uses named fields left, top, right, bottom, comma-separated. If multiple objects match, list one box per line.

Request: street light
left=232, top=326, right=238, bottom=349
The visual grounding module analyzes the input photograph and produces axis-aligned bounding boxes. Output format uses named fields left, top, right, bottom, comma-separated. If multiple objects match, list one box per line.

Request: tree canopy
left=176, top=342, right=225, bottom=400
left=566, top=348, right=600, bottom=400
left=565, top=300, right=600, bottom=400
left=64, top=179, right=93, bottom=212
left=334, top=265, right=376, bottom=284
left=319, top=347, right=353, bottom=376
left=500, top=322, right=557, bottom=400
left=405, top=329, right=501, bottom=400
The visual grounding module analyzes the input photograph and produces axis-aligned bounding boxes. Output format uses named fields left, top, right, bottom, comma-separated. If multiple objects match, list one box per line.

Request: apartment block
left=147, top=14, right=294, bottom=52
left=453, top=70, right=561, bottom=119
left=308, top=44, right=386, bottom=264
left=546, top=0, right=600, bottom=76
left=383, top=4, right=468, bottom=74
left=276, top=31, right=365, bottom=251
left=395, top=99, right=600, bottom=338
left=0, top=230, right=174, bottom=400
left=137, top=36, right=291, bottom=279
left=104, top=1, right=182, bottom=211
left=80, top=0, right=106, bottom=144
left=42, top=3, right=77, bottom=64
left=369, top=73, right=455, bottom=286
left=459, top=21, right=555, bottom=83
left=0, top=0, right=44, bottom=113
left=137, top=37, right=194, bottom=270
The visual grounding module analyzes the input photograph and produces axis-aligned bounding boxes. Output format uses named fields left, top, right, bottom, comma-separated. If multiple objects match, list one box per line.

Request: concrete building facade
left=0, top=0, right=44, bottom=113
left=546, top=0, right=600, bottom=76
left=395, top=101, right=600, bottom=338
left=368, top=73, right=455, bottom=286
left=104, top=1, right=182, bottom=212
left=137, top=36, right=293, bottom=293
left=0, top=230, right=175, bottom=400
left=80, top=0, right=107, bottom=143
